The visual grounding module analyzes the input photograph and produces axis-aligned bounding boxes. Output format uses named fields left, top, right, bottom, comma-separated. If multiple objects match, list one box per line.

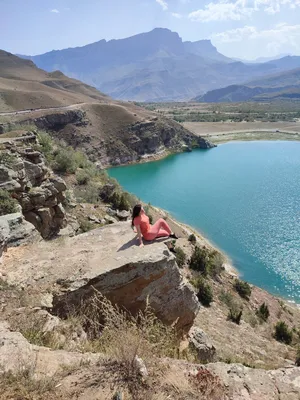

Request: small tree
left=234, top=279, right=251, bottom=300
left=274, top=321, right=293, bottom=345
left=256, top=303, right=270, bottom=322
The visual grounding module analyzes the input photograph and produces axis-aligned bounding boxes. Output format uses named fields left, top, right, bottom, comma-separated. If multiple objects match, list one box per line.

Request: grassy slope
left=0, top=50, right=108, bottom=112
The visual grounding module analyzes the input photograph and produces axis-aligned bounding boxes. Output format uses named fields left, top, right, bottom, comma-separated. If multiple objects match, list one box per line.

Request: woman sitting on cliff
left=132, top=204, right=178, bottom=247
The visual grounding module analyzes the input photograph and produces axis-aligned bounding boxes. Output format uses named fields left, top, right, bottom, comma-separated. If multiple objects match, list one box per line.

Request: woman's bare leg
left=144, top=218, right=172, bottom=240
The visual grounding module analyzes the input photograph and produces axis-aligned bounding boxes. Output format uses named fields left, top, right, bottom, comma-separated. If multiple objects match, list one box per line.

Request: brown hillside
left=0, top=50, right=108, bottom=112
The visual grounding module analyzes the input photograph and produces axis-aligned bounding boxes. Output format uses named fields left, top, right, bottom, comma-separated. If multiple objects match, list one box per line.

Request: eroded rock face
left=23, top=109, right=214, bottom=167
left=106, top=118, right=215, bottom=166
left=0, top=138, right=67, bottom=239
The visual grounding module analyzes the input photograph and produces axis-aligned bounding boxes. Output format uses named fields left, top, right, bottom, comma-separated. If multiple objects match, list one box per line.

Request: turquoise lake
left=108, top=141, right=300, bottom=303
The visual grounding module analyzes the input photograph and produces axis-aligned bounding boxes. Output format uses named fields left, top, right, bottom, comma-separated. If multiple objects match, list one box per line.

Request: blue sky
left=1, top=0, right=300, bottom=59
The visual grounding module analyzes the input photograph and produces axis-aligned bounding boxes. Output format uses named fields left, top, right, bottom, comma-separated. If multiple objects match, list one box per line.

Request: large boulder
left=0, top=212, right=38, bottom=251
left=2, top=222, right=200, bottom=333
left=188, top=327, right=216, bottom=363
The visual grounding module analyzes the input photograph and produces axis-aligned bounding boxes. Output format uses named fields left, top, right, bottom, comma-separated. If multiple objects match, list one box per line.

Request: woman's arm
left=135, top=225, right=144, bottom=247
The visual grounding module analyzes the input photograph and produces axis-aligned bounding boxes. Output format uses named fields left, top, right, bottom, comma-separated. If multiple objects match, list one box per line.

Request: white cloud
left=155, top=0, right=168, bottom=10
left=171, top=12, right=183, bottom=18
left=212, top=23, right=300, bottom=55
left=189, top=0, right=300, bottom=22
left=50, top=9, right=59, bottom=13
left=189, top=1, right=253, bottom=22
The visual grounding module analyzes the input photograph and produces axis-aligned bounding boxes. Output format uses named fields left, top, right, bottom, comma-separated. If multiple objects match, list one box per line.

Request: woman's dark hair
left=132, top=204, right=142, bottom=227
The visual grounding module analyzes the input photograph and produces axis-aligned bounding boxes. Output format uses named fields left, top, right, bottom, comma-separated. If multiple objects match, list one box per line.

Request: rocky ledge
left=2, top=222, right=200, bottom=332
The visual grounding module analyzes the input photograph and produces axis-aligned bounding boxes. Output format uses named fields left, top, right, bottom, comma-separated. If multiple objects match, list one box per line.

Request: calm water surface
left=108, top=141, right=300, bottom=302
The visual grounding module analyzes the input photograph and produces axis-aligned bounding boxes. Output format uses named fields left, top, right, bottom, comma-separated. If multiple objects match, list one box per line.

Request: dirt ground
left=183, top=121, right=300, bottom=143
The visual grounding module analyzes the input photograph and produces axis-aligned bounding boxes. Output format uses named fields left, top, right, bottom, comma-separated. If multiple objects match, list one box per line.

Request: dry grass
left=58, top=291, right=226, bottom=399
left=74, top=290, right=180, bottom=362
left=1, top=289, right=226, bottom=399
left=0, top=368, right=59, bottom=400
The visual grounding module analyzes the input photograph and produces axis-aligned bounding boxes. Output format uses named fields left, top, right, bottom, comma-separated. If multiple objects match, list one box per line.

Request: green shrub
left=228, top=306, right=243, bottom=325
left=189, top=246, right=209, bottom=275
left=256, top=303, right=270, bottom=322
left=74, top=182, right=100, bottom=204
left=189, top=246, right=224, bottom=278
left=36, top=131, right=53, bottom=160
left=0, top=152, right=17, bottom=167
left=234, top=279, right=251, bottom=300
left=53, top=148, right=78, bottom=173
left=191, top=277, right=213, bottom=307
left=76, top=169, right=91, bottom=185
left=219, top=290, right=235, bottom=308
left=78, top=218, right=94, bottom=233
left=274, top=321, right=293, bottom=344
left=0, top=190, right=18, bottom=216
left=110, top=191, right=121, bottom=209
left=73, top=151, right=90, bottom=169
left=188, top=234, right=197, bottom=244
left=118, top=193, right=131, bottom=211
left=208, top=250, right=225, bottom=278
left=175, top=246, right=186, bottom=268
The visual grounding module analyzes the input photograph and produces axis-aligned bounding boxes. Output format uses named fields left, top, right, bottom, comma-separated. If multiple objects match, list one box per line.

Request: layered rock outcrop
left=0, top=136, right=67, bottom=239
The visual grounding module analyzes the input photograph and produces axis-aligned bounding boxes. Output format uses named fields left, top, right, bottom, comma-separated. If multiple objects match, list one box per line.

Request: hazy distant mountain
left=233, top=54, right=291, bottom=64
left=195, top=67, right=300, bottom=102
left=246, top=66, right=300, bottom=87
left=183, top=40, right=232, bottom=63
left=19, top=29, right=300, bottom=102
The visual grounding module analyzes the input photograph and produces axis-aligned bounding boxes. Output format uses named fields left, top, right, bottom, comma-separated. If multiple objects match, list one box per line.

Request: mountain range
left=19, top=28, right=300, bottom=102
left=195, top=67, right=300, bottom=102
